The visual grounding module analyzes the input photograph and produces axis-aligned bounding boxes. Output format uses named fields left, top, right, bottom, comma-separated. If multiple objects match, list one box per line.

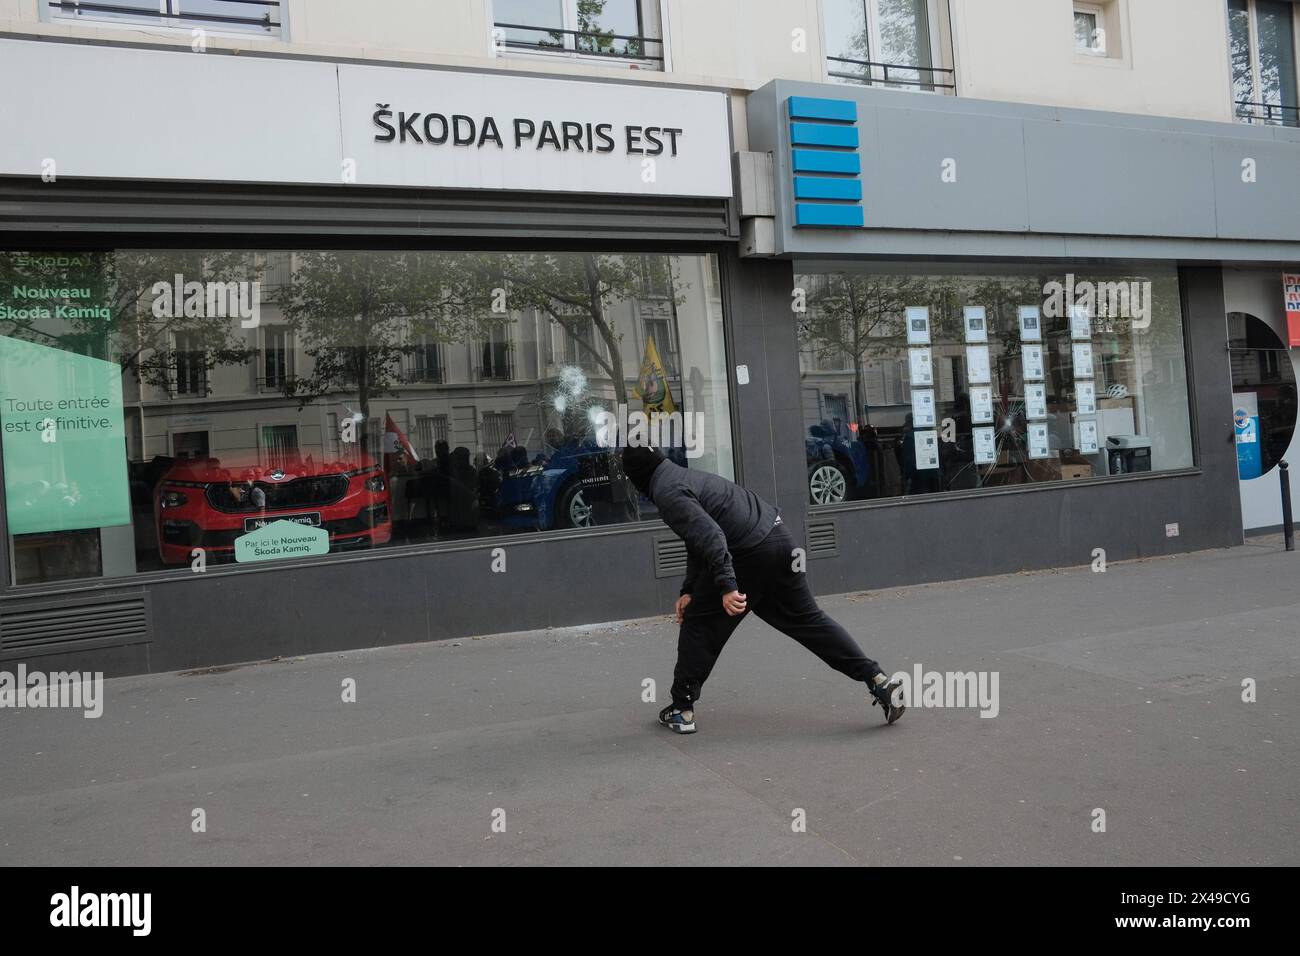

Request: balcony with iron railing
left=47, top=0, right=282, bottom=35
left=474, top=363, right=514, bottom=383
left=826, top=56, right=955, bottom=92
left=493, top=21, right=664, bottom=69
left=1235, top=100, right=1300, bottom=127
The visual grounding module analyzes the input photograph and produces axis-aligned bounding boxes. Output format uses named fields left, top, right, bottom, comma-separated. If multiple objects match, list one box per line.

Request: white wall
left=950, top=0, right=1235, bottom=121
left=2, top=0, right=1247, bottom=123
left=1222, top=267, right=1300, bottom=531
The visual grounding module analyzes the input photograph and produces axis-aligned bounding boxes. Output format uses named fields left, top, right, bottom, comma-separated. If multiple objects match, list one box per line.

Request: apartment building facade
left=0, top=0, right=1297, bottom=674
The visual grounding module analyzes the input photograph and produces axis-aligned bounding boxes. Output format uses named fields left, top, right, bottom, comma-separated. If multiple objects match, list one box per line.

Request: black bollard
left=1281, top=460, right=1295, bottom=553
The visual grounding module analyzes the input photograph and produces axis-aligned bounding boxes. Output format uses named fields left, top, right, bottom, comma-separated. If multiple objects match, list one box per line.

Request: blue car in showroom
left=495, top=438, right=635, bottom=531
left=806, top=420, right=869, bottom=504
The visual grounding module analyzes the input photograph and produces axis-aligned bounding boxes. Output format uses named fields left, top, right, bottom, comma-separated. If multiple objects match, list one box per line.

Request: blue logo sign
left=787, top=96, right=863, bottom=229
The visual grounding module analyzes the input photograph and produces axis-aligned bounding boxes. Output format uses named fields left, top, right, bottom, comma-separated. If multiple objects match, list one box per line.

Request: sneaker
left=658, top=703, right=696, bottom=734
left=870, top=679, right=906, bottom=725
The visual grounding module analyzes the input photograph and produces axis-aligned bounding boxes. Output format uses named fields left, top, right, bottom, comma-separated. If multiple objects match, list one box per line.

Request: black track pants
left=670, top=523, right=883, bottom=708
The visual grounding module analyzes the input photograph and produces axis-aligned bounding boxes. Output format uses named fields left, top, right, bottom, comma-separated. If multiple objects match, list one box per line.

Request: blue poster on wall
left=1233, top=392, right=1262, bottom=481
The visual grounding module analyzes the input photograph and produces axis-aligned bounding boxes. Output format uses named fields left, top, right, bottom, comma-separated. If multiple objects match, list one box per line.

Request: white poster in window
left=1078, top=419, right=1099, bottom=454
left=914, top=429, right=939, bottom=470
left=973, top=426, right=996, bottom=465
left=909, top=347, right=933, bottom=387
left=1076, top=380, right=1097, bottom=415
left=906, top=306, right=931, bottom=345
left=1070, top=305, right=1092, bottom=341
left=964, top=306, right=988, bottom=344
left=911, top=388, right=936, bottom=428
left=1022, top=344, right=1044, bottom=381
left=1018, top=305, right=1042, bottom=342
left=1024, top=382, right=1047, bottom=420
left=1072, top=343, right=1094, bottom=379
left=965, top=345, right=991, bottom=385
left=1027, top=422, right=1050, bottom=459
left=970, top=385, right=994, bottom=424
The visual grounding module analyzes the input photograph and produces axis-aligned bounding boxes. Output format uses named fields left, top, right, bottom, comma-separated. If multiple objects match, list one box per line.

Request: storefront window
left=0, top=249, right=732, bottom=585
left=795, top=264, right=1193, bottom=505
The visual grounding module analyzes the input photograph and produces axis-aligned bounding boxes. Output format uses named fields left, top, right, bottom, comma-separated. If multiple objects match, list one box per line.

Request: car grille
left=204, top=475, right=350, bottom=512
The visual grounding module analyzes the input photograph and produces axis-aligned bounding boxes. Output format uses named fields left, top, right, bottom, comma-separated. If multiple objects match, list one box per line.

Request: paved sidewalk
left=2, top=537, right=1297, bottom=866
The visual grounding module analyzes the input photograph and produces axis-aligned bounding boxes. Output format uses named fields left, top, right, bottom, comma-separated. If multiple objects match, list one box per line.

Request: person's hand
left=722, top=590, right=748, bottom=616
left=674, top=594, right=692, bottom=623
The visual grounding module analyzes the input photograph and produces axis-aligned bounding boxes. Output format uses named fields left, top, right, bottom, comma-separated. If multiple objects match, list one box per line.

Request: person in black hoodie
left=621, top=445, right=904, bottom=734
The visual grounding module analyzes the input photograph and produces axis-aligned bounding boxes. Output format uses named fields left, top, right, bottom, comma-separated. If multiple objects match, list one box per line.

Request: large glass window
left=493, top=0, right=663, bottom=66
left=795, top=264, right=1193, bottom=506
left=824, top=0, right=950, bottom=91
left=0, top=249, right=732, bottom=586
left=1229, top=0, right=1300, bottom=126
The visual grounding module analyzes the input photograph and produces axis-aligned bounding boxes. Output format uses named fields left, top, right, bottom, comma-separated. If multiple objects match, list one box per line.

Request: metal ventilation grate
left=807, top=520, right=839, bottom=558
left=654, top=537, right=689, bottom=578
left=0, top=596, right=150, bottom=657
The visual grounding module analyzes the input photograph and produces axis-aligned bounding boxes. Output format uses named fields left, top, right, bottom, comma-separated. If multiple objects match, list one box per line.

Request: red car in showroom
left=154, top=452, right=393, bottom=565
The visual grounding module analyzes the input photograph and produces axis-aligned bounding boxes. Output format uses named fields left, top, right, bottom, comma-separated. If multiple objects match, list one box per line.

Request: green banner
left=0, top=335, right=131, bottom=535
left=235, top=520, right=330, bottom=563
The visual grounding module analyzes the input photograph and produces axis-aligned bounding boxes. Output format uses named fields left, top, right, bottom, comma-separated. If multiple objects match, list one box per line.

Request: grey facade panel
left=1022, top=121, right=1218, bottom=238
left=869, top=106, right=1030, bottom=232
left=750, top=80, right=1300, bottom=261
left=1211, top=136, right=1300, bottom=240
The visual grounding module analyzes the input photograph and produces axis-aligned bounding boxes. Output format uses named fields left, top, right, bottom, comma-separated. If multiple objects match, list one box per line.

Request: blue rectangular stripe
left=794, top=176, right=863, bottom=201
left=788, top=96, right=858, bottom=123
left=792, top=148, right=861, bottom=175
left=790, top=122, right=860, bottom=149
left=795, top=203, right=865, bottom=228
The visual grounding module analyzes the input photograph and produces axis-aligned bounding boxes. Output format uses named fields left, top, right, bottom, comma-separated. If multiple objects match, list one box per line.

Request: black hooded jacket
left=647, top=458, right=781, bottom=596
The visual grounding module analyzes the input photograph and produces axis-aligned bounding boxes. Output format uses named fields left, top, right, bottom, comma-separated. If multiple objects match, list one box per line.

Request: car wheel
left=808, top=460, right=849, bottom=505
left=556, top=481, right=596, bottom=529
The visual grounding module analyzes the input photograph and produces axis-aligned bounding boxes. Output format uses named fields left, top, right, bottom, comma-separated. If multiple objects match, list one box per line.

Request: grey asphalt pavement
left=2, top=536, right=1297, bottom=866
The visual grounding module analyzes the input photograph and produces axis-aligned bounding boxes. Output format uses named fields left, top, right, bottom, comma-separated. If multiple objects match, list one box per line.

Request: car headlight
left=159, top=490, right=188, bottom=508
left=365, top=475, right=386, bottom=492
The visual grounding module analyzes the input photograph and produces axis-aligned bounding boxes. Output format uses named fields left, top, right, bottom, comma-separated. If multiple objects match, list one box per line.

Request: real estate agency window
left=492, top=0, right=664, bottom=67
left=0, top=249, right=734, bottom=586
left=1229, top=0, right=1300, bottom=125
left=794, top=264, right=1193, bottom=507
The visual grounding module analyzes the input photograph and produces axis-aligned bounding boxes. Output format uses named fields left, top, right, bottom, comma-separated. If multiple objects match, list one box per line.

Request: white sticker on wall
left=965, top=345, right=991, bottom=385
left=1078, top=419, right=1099, bottom=454
left=970, top=385, right=994, bottom=424
left=964, top=306, right=988, bottom=344
left=1023, top=344, right=1044, bottom=381
left=906, top=306, right=931, bottom=345
left=1018, top=305, right=1042, bottom=342
left=1025, top=383, right=1047, bottom=420
left=1072, top=343, right=1095, bottom=379
left=735, top=364, right=750, bottom=385
left=1027, top=422, right=1050, bottom=459
left=909, top=347, right=933, bottom=387
left=974, top=426, right=996, bottom=464
left=914, top=429, right=939, bottom=470
left=911, top=388, right=936, bottom=428
left=1076, top=380, right=1096, bottom=415
left=1070, top=305, right=1092, bottom=341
